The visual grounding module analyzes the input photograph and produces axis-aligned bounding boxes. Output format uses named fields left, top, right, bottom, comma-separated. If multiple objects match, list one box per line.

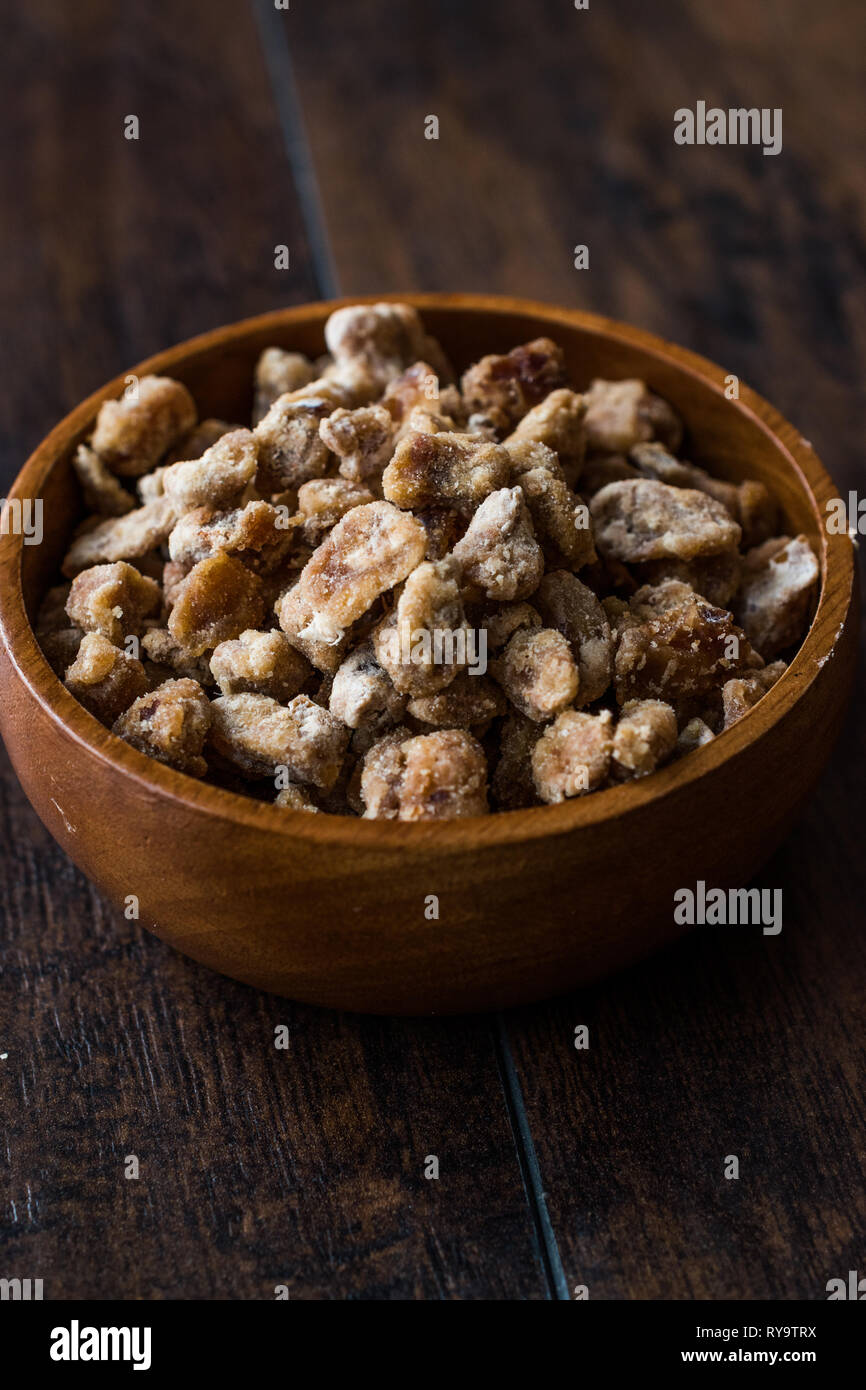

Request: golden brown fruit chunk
left=161, top=428, right=258, bottom=513
left=297, top=477, right=376, bottom=544
left=373, top=557, right=467, bottom=696
left=461, top=338, right=566, bottom=431
left=505, top=388, right=586, bottom=476
left=168, top=553, right=265, bottom=658
left=113, top=678, right=212, bottom=777
left=406, top=672, right=506, bottom=728
left=91, top=376, right=197, bottom=477
left=209, top=628, right=311, bottom=701
left=209, top=692, right=349, bottom=788
left=361, top=728, right=488, bottom=821
left=66, top=561, right=161, bottom=646
left=282, top=500, right=427, bottom=646
left=329, top=640, right=406, bottom=730
left=532, top=709, right=614, bottom=803
left=72, top=444, right=135, bottom=516
left=141, top=628, right=215, bottom=685
left=591, top=479, right=741, bottom=563
left=451, top=487, right=544, bottom=601
left=64, top=632, right=149, bottom=724
left=253, top=348, right=316, bottom=424
left=325, top=302, right=452, bottom=399
left=319, top=405, right=394, bottom=482
left=735, top=535, right=819, bottom=658
left=168, top=500, right=295, bottom=572
left=611, top=699, right=678, bottom=779
left=721, top=661, right=787, bottom=727
left=62, top=496, right=177, bottom=577
left=629, top=442, right=777, bottom=549
left=534, top=571, right=612, bottom=706
left=517, top=467, right=596, bottom=570
left=492, top=627, right=579, bottom=722
left=614, top=592, right=755, bottom=708
left=254, top=391, right=335, bottom=492
left=382, top=430, right=511, bottom=511
left=584, top=378, right=682, bottom=455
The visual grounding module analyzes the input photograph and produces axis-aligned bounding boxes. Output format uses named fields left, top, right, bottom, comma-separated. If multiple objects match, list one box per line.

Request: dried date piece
left=62, top=496, right=177, bottom=577
left=210, top=628, right=312, bottom=701
left=505, top=388, right=586, bottom=478
left=461, top=338, right=566, bottom=431
left=614, top=591, right=756, bottom=709
left=611, top=699, right=677, bottom=779
left=374, top=557, right=467, bottom=696
left=279, top=500, right=426, bottom=646
left=168, top=500, right=295, bottom=572
left=297, top=478, right=376, bottom=544
left=254, top=390, right=338, bottom=492
left=253, top=348, right=316, bottom=424
left=735, top=535, right=819, bottom=658
left=382, top=430, right=511, bottom=512
left=161, top=428, right=258, bottom=513
left=721, top=661, right=787, bottom=727
left=325, top=303, right=452, bottom=400
left=209, top=692, right=349, bottom=788
left=591, top=479, right=741, bottom=563
left=584, top=378, right=682, bottom=455
left=492, top=627, right=579, bottom=722
left=451, top=487, right=544, bottom=601
left=361, top=728, right=488, bottom=821
left=532, top=709, right=614, bottom=803
left=91, top=376, right=197, bottom=477
left=66, top=561, right=161, bottom=646
left=141, top=628, right=215, bottom=685
left=406, top=673, right=506, bottom=728
left=113, top=677, right=212, bottom=777
left=168, top=553, right=265, bottom=657
left=329, top=640, right=406, bottom=730
left=72, top=445, right=135, bottom=516
left=64, top=632, right=148, bottom=724
left=319, top=405, right=395, bottom=482
left=516, top=467, right=596, bottom=571
left=534, top=571, right=612, bottom=706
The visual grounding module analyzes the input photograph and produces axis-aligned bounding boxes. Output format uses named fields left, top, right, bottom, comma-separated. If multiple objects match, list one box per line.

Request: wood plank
left=0, top=0, right=544, bottom=1299
left=287, top=0, right=866, bottom=1297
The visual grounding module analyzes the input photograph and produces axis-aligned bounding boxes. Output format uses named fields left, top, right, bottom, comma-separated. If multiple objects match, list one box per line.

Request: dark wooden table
left=2, top=0, right=864, bottom=1300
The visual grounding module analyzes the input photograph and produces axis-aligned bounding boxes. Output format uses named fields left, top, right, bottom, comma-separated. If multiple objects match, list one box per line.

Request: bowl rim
left=0, top=292, right=855, bottom=849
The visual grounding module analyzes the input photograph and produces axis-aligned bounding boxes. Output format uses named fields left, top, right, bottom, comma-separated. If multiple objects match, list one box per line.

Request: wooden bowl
left=0, top=295, right=857, bottom=1014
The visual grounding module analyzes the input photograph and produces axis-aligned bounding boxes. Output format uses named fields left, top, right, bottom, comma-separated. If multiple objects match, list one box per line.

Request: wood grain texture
left=0, top=3, right=544, bottom=1298
left=286, top=0, right=866, bottom=1296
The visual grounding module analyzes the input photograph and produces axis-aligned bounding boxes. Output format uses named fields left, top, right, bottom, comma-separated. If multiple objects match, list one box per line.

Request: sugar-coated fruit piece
left=113, top=678, right=212, bottom=777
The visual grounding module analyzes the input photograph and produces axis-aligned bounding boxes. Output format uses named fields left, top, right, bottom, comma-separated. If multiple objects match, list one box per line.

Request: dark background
left=1, top=0, right=864, bottom=1300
